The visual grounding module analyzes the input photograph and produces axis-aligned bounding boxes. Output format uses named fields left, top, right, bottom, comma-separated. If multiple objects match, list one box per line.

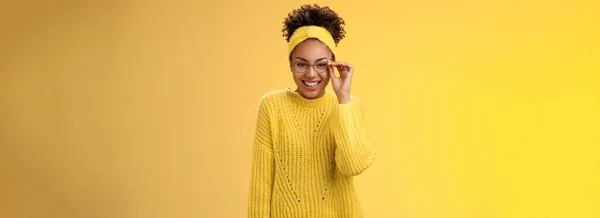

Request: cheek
left=293, top=74, right=303, bottom=83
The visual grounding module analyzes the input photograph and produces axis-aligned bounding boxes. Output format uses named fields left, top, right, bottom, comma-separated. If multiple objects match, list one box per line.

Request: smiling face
left=289, top=39, right=334, bottom=99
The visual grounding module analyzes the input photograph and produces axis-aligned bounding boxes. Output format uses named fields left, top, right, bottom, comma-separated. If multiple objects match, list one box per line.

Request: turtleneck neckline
left=285, top=87, right=335, bottom=108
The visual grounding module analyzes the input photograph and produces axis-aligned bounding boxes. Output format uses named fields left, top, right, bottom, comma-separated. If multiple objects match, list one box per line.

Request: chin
left=299, top=88, right=324, bottom=99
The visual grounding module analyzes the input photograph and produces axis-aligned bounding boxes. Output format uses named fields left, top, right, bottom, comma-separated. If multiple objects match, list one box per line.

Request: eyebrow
left=294, top=57, right=329, bottom=62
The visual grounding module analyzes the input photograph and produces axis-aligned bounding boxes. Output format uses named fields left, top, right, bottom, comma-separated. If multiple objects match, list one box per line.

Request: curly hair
left=282, top=4, right=346, bottom=45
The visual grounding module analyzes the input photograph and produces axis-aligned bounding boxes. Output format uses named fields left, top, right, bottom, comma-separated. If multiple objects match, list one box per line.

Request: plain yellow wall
left=1, top=0, right=599, bottom=217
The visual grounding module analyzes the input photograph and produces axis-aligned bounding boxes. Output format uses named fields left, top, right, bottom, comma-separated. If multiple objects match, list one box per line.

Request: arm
left=331, top=96, right=376, bottom=176
left=248, top=98, right=275, bottom=217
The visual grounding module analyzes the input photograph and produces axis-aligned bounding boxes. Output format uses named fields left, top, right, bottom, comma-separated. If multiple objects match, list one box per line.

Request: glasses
left=291, top=60, right=329, bottom=74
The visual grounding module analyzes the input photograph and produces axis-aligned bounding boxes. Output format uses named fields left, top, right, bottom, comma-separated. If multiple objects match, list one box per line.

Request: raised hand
left=328, top=61, right=354, bottom=104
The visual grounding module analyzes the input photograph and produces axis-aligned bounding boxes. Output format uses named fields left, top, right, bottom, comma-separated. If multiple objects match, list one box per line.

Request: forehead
left=291, top=39, right=333, bottom=60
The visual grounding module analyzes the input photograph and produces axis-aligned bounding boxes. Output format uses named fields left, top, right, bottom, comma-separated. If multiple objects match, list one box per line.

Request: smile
left=303, top=80, right=321, bottom=87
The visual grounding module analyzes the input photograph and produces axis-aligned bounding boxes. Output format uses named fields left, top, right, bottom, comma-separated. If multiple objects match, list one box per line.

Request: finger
left=329, top=61, right=348, bottom=66
left=337, top=65, right=349, bottom=75
left=328, top=63, right=337, bottom=78
left=345, top=64, right=354, bottom=76
left=328, top=65, right=336, bottom=80
left=329, top=61, right=351, bottom=68
left=339, top=66, right=354, bottom=80
left=330, top=62, right=352, bottom=73
left=328, top=65, right=342, bottom=86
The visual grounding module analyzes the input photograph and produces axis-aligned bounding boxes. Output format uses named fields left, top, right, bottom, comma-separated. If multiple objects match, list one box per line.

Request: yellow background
left=1, top=0, right=599, bottom=217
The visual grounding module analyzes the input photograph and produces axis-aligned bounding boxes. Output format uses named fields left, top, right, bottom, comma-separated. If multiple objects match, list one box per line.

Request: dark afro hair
left=282, top=4, right=346, bottom=45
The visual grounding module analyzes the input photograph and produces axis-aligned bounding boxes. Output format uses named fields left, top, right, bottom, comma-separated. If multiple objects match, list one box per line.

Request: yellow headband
left=288, top=25, right=337, bottom=57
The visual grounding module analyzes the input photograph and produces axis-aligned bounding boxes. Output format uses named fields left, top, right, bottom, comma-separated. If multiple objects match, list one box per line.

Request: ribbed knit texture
left=248, top=88, right=376, bottom=218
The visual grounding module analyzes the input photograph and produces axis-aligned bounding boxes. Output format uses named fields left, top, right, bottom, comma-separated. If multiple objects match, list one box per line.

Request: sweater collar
left=285, top=88, right=335, bottom=108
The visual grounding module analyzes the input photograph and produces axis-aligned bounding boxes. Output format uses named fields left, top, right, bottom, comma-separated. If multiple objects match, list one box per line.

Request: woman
left=248, top=4, right=376, bottom=217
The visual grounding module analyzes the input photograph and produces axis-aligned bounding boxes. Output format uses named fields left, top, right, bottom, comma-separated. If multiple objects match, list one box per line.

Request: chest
left=271, top=106, right=336, bottom=156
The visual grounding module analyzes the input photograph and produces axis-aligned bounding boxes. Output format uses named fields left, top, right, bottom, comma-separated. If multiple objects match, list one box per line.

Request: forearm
left=248, top=144, right=274, bottom=217
left=331, top=96, right=375, bottom=176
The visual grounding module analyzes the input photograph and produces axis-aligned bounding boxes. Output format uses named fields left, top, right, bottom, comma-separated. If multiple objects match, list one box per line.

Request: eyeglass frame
left=290, top=59, right=331, bottom=74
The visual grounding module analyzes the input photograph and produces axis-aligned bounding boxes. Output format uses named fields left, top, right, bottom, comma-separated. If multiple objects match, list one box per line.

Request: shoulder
left=256, top=89, right=290, bottom=112
left=260, top=89, right=288, bottom=102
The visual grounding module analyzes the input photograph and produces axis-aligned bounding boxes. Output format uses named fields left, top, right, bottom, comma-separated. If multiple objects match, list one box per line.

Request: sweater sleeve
left=331, top=96, right=376, bottom=176
left=248, top=98, right=275, bottom=217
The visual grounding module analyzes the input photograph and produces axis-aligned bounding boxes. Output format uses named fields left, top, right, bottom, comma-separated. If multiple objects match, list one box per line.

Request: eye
left=316, top=63, right=328, bottom=67
left=295, top=63, right=307, bottom=67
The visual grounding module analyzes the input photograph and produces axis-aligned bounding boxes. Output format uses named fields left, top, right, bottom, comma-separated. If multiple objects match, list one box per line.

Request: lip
left=303, top=80, right=321, bottom=91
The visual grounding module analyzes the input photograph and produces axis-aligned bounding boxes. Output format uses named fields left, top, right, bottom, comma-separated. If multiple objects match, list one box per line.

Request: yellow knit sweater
left=248, top=88, right=376, bottom=218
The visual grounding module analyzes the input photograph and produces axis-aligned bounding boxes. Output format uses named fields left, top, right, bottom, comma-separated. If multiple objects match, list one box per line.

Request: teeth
left=304, top=81, right=319, bottom=87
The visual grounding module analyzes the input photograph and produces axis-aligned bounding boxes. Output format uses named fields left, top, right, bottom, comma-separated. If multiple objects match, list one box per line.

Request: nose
left=305, top=65, right=318, bottom=77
